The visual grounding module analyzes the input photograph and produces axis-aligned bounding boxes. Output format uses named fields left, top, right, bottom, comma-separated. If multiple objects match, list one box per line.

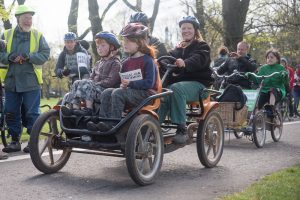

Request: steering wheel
left=157, top=56, right=179, bottom=85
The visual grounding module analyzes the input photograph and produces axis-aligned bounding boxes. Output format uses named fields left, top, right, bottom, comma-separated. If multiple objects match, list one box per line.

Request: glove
left=62, top=68, right=71, bottom=76
left=8, top=52, right=19, bottom=62
left=20, top=53, right=29, bottom=61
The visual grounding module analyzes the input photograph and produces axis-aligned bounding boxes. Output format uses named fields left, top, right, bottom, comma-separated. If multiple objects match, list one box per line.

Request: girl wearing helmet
left=61, top=31, right=122, bottom=116
left=157, top=16, right=214, bottom=144
left=87, top=23, right=159, bottom=131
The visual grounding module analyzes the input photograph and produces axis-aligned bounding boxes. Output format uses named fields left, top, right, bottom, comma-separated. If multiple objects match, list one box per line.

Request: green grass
left=1, top=98, right=61, bottom=143
left=220, top=164, right=300, bottom=200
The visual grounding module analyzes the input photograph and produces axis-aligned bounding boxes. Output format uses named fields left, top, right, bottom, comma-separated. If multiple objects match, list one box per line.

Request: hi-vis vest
left=0, top=28, right=43, bottom=84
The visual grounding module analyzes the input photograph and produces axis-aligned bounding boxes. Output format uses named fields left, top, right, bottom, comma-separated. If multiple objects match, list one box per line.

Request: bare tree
left=222, top=0, right=250, bottom=51
left=0, top=0, right=17, bottom=29
left=68, top=0, right=79, bottom=35
left=122, top=0, right=161, bottom=34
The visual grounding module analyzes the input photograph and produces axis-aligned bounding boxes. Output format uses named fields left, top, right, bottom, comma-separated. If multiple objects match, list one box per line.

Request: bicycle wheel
left=271, top=109, right=283, bottom=142
left=253, top=111, right=266, bottom=148
left=197, top=110, right=224, bottom=168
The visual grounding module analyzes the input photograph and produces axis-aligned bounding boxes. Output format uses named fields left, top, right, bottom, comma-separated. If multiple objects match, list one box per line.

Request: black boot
left=2, top=141, right=21, bottom=153
left=87, top=121, right=113, bottom=132
left=172, top=124, right=188, bottom=144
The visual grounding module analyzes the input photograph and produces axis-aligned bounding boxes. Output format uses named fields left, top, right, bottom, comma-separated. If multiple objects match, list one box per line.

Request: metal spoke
left=143, top=127, right=151, bottom=143
left=48, top=146, right=54, bottom=165
left=39, top=138, right=50, bottom=156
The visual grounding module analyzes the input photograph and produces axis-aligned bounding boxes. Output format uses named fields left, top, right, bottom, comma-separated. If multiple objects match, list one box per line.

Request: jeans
left=157, top=81, right=206, bottom=125
left=293, top=86, right=300, bottom=115
left=4, top=89, right=41, bottom=141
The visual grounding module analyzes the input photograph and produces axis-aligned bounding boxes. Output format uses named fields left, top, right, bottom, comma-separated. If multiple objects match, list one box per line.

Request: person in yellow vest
left=0, top=5, right=50, bottom=153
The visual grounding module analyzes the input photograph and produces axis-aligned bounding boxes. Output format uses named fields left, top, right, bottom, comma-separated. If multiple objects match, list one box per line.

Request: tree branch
left=122, top=0, right=140, bottom=12
left=101, top=0, right=118, bottom=21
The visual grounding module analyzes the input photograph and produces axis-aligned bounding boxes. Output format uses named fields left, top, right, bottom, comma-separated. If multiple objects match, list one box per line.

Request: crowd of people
left=1, top=4, right=300, bottom=160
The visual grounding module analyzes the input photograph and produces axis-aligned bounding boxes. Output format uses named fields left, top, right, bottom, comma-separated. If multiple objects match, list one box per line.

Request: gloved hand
left=8, top=52, right=19, bottom=63
left=62, top=68, right=71, bottom=76
left=20, top=53, right=29, bottom=61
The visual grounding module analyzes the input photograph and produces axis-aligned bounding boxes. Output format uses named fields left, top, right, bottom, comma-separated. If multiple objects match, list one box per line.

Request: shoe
left=87, top=121, right=112, bottom=132
left=2, top=141, right=21, bottom=153
left=242, top=126, right=253, bottom=135
left=0, top=151, right=8, bottom=160
left=61, top=106, right=73, bottom=116
left=172, top=126, right=189, bottom=144
left=73, top=108, right=93, bottom=116
left=23, top=145, right=29, bottom=153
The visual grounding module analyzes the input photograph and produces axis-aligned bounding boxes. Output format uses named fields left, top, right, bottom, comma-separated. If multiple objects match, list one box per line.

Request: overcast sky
left=2, top=0, right=184, bottom=45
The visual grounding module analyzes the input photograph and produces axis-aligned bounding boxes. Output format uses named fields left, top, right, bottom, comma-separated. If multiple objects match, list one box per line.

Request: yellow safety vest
left=0, top=28, right=43, bottom=84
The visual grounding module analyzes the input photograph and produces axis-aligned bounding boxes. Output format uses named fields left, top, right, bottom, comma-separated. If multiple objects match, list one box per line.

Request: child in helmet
left=55, top=32, right=90, bottom=84
left=87, top=23, right=159, bottom=131
left=61, top=31, right=122, bottom=116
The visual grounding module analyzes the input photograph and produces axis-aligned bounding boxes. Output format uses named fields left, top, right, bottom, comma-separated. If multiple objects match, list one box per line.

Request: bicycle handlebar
left=246, top=71, right=284, bottom=79
left=212, top=69, right=246, bottom=79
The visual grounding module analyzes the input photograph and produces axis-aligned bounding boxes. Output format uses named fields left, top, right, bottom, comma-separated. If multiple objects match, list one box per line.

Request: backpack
left=217, top=84, right=247, bottom=110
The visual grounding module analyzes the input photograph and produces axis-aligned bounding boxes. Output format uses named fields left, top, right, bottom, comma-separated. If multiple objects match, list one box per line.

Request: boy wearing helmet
left=87, top=23, right=159, bottom=131
left=55, top=32, right=90, bottom=84
left=157, top=16, right=214, bottom=144
left=0, top=5, right=50, bottom=153
left=61, top=31, right=122, bottom=116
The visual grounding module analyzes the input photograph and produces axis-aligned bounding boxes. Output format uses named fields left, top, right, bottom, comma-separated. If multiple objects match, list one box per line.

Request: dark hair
left=266, top=48, right=281, bottom=64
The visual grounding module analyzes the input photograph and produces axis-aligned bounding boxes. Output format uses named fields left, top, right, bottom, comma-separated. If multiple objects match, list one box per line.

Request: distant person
left=280, top=57, right=294, bottom=117
left=213, top=45, right=229, bottom=68
left=217, top=41, right=258, bottom=89
left=55, top=32, right=90, bottom=85
left=61, top=31, right=122, bottom=116
left=293, top=64, right=300, bottom=117
left=0, top=5, right=50, bottom=153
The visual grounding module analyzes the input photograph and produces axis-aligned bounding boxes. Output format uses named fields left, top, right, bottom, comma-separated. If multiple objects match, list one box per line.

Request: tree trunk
left=88, top=0, right=102, bottom=60
left=68, top=0, right=79, bottom=35
left=195, top=0, right=206, bottom=39
left=222, top=0, right=250, bottom=51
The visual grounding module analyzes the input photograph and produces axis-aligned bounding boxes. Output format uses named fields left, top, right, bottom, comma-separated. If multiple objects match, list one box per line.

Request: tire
left=253, top=111, right=266, bottom=148
left=29, top=109, right=71, bottom=174
left=233, top=131, right=243, bottom=139
left=125, top=114, right=163, bottom=186
left=197, top=110, right=224, bottom=168
left=271, top=109, right=283, bottom=142
left=1, top=130, right=8, bottom=147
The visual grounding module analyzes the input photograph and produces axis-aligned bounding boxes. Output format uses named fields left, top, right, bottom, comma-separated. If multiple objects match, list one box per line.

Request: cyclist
left=157, top=16, right=213, bottom=144
left=55, top=32, right=90, bottom=84
left=247, top=49, right=288, bottom=115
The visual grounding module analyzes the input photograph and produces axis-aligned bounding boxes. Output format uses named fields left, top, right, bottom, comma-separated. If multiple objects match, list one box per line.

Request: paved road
left=0, top=121, right=300, bottom=200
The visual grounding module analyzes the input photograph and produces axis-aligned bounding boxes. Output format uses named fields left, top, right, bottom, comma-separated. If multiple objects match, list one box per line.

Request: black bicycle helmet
left=179, top=16, right=200, bottom=29
left=120, top=23, right=148, bottom=39
left=129, top=12, right=149, bottom=26
left=95, top=31, right=121, bottom=49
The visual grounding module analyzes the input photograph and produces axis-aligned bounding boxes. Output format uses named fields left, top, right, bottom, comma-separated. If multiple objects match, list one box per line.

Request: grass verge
left=220, top=164, right=300, bottom=200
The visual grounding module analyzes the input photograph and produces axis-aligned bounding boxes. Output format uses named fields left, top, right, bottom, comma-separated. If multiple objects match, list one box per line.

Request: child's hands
left=121, top=79, right=130, bottom=88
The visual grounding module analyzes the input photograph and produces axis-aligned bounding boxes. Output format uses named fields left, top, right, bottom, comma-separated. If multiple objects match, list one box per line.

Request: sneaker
left=264, top=105, right=274, bottom=118
left=0, top=151, right=8, bottom=160
left=73, top=108, right=93, bottom=116
left=2, top=141, right=21, bottom=153
left=87, top=121, right=112, bottom=132
left=172, top=126, right=189, bottom=144
left=61, top=106, right=73, bottom=116
left=23, top=145, right=30, bottom=153
left=241, top=126, right=253, bottom=135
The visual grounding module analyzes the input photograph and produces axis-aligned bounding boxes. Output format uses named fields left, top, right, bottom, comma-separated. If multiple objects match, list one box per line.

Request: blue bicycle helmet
left=95, top=31, right=121, bottom=49
left=129, top=12, right=149, bottom=26
left=64, top=32, right=77, bottom=41
left=179, top=16, right=200, bottom=29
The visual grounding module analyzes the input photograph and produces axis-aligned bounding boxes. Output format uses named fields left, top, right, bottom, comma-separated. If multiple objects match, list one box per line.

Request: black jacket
left=217, top=54, right=257, bottom=89
left=166, top=40, right=213, bottom=87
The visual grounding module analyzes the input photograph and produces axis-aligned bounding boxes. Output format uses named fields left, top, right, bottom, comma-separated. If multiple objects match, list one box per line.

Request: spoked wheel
left=29, top=109, right=71, bottom=174
left=253, top=111, right=266, bottom=148
left=197, top=110, right=224, bottom=168
left=125, top=114, right=163, bottom=186
left=271, top=109, right=283, bottom=142
left=233, top=131, right=243, bottom=139
left=280, top=99, right=290, bottom=122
